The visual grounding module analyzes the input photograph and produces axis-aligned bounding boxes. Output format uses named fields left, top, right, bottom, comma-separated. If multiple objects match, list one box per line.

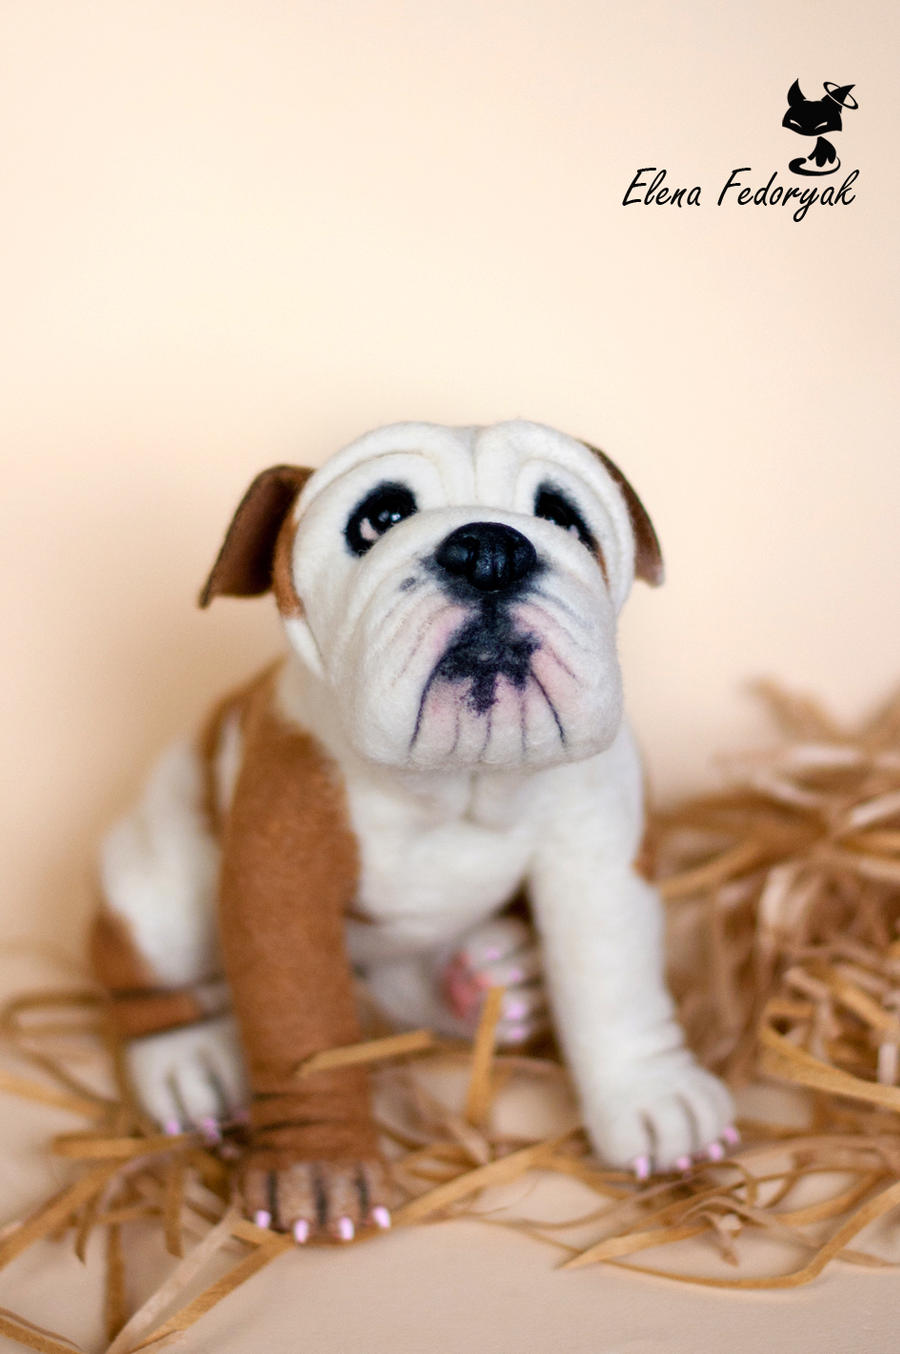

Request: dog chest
left=343, top=775, right=536, bottom=951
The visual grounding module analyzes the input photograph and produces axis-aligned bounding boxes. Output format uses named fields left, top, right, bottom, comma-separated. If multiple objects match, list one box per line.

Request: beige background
left=3, top=0, right=899, bottom=959
left=1, top=1, right=899, bottom=1347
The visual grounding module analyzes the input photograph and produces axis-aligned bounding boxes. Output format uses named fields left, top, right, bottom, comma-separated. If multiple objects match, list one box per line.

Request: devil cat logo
left=783, top=80, right=859, bottom=176
left=622, top=76, right=860, bottom=219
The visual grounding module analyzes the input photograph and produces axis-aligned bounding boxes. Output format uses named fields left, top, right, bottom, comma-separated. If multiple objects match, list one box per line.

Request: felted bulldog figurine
left=91, top=420, right=736, bottom=1243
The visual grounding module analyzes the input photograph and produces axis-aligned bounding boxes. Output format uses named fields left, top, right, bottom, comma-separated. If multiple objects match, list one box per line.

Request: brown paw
left=241, top=1158, right=391, bottom=1243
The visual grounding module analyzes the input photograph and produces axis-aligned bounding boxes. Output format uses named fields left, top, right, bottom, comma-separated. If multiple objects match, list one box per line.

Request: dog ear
left=585, top=445, right=664, bottom=586
left=199, top=464, right=314, bottom=607
left=787, top=78, right=805, bottom=108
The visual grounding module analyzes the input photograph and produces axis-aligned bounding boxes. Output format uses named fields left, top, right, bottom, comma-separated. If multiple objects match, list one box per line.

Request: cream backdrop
left=2, top=0, right=898, bottom=968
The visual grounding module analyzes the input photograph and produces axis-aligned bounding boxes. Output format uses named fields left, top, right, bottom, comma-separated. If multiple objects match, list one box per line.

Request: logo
left=621, top=77, right=860, bottom=222
left=783, top=80, right=859, bottom=176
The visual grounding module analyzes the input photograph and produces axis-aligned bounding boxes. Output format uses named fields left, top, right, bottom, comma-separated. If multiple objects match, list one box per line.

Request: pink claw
left=705, top=1140, right=725, bottom=1162
left=504, top=999, right=528, bottom=1021
left=293, top=1219, right=309, bottom=1245
left=482, top=946, right=502, bottom=962
left=198, top=1116, right=221, bottom=1143
left=632, top=1155, right=651, bottom=1182
left=506, top=1023, right=528, bottom=1043
left=254, top=1210, right=272, bottom=1230
left=162, top=1118, right=181, bottom=1137
left=372, top=1206, right=391, bottom=1231
left=336, top=1216, right=355, bottom=1242
left=722, top=1124, right=740, bottom=1146
left=675, top=1155, right=692, bottom=1172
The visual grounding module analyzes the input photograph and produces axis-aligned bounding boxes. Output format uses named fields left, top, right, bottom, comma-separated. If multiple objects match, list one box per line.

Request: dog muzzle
left=329, top=513, right=624, bottom=773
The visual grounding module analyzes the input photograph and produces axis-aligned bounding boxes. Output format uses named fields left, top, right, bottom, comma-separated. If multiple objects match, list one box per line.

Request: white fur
left=276, top=659, right=538, bottom=963
left=287, top=422, right=627, bottom=771
left=291, top=660, right=734, bottom=1165
left=124, top=1013, right=247, bottom=1128
left=99, top=741, right=222, bottom=988
left=525, top=728, right=734, bottom=1164
left=100, top=420, right=733, bottom=1168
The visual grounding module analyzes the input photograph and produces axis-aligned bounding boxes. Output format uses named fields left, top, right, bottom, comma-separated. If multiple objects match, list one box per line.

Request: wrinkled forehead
left=295, top=420, right=611, bottom=512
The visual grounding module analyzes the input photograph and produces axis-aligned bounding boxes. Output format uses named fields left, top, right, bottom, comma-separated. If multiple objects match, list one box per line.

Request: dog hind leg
left=92, top=738, right=247, bottom=1133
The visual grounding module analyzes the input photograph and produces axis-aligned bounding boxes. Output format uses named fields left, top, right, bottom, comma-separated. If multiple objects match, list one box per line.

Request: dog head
left=200, top=421, right=663, bottom=772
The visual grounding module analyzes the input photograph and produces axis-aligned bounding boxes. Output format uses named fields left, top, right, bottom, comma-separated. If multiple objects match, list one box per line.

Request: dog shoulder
left=202, top=660, right=359, bottom=891
left=196, top=659, right=341, bottom=827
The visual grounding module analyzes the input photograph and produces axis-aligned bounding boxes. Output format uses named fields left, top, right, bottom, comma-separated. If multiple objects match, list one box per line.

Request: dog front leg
left=528, top=839, right=736, bottom=1177
left=218, top=710, right=390, bottom=1242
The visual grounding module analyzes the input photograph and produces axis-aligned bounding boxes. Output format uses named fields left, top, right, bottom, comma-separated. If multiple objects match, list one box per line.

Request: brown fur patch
left=195, top=663, right=281, bottom=835
left=198, top=464, right=313, bottom=607
left=217, top=669, right=378, bottom=1167
left=585, top=443, right=664, bottom=586
left=196, top=694, right=240, bottom=837
left=271, top=511, right=303, bottom=618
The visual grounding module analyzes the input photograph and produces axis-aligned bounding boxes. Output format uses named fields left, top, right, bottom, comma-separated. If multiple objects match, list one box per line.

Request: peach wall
left=2, top=0, right=898, bottom=955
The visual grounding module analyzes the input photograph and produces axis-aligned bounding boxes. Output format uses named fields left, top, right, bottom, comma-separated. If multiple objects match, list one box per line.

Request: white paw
left=124, top=1013, right=248, bottom=1137
left=437, top=916, right=549, bottom=1047
left=584, top=1052, right=736, bottom=1176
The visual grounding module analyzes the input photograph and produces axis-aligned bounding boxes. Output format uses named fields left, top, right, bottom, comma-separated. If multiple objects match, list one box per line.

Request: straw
left=0, top=681, right=899, bottom=1349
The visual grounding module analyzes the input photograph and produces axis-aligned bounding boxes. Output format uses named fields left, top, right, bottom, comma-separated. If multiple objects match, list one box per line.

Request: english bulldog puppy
left=91, top=420, right=735, bottom=1243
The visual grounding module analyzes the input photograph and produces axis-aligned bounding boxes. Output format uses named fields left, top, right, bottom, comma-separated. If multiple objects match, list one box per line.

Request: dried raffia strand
left=464, top=985, right=505, bottom=1127
left=0, top=1069, right=102, bottom=1120
left=105, top=1224, right=127, bottom=1344
left=162, top=1157, right=186, bottom=1259
left=0, top=682, right=899, bottom=1347
left=0, top=1308, right=86, bottom=1354
left=74, top=1167, right=117, bottom=1263
left=101, top=1211, right=245, bottom=1354
left=130, top=1234, right=294, bottom=1353
left=758, top=1006, right=900, bottom=1110
left=1, top=1050, right=113, bottom=1117
left=538, top=1153, right=631, bottom=1197
left=602, top=1177, right=900, bottom=1289
left=0, top=1163, right=123, bottom=1272
left=0, top=989, right=103, bottom=1034
left=401, top=1077, right=491, bottom=1166
left=392, top=1138, right=565, bottom=1226
left=52, top=1133, right=195, bottom=1161
left=293, top=1027, right=435, bottom=1077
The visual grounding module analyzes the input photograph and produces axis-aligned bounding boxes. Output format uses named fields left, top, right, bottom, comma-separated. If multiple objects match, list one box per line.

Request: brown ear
left=586, top=444, right=664, bottom=586
left=199, top=465, right=314, bottom=607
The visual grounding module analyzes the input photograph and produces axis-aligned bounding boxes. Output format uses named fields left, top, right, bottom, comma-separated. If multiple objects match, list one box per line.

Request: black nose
left=434, top=522, right=538, bottom=593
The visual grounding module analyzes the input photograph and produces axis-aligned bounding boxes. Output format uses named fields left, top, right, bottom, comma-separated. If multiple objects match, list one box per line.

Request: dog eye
left=345, top=482, right=418, bottom=555
left=534, top=484, right=596, bottom=550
